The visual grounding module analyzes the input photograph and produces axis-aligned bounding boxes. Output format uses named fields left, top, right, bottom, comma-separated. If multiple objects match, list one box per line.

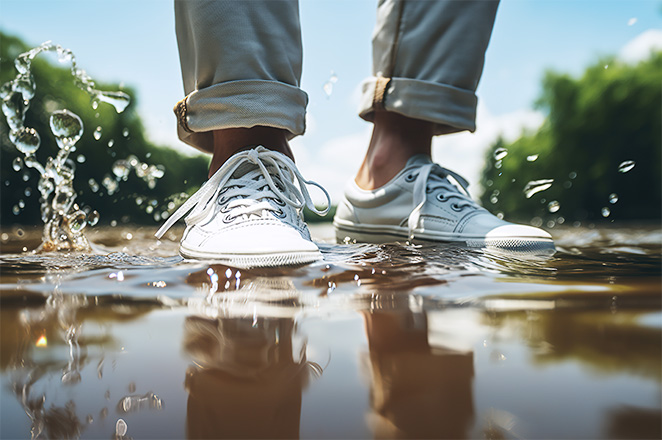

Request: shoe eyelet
left=436, top=193, right=446, bottom=202
left=405, top=173, right=416, bottom=183
left=273, top=198, right=286, bottom=206
left=218, top=196, right=227, bottom=205
left=273, top=209, right=286, bottom=219
left=222, top=214, right=235, bottom=224
left=425, top=185, right=432, bottom=193
left=451, top=203, right=462, bottom=212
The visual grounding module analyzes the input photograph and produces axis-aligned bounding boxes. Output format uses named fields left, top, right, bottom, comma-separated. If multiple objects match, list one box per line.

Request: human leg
left=335, top=0, right=554, bottom=251
left=158, top=0, right=330, bottom=266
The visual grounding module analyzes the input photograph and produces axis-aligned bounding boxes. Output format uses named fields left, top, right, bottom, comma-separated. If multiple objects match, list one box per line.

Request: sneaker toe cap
left=485, top=224, right=552, bottom=240
left=192, top=222, right=319, bottom=255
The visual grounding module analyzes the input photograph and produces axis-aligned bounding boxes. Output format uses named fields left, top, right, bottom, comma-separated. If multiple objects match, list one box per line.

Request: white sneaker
left=333, top=155, right=555, bottom=252
left=156, top=146, right=330, bottom=267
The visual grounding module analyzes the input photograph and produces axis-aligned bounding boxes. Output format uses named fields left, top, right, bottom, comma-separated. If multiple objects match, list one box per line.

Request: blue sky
left=2, top=0, right=661, bottom=202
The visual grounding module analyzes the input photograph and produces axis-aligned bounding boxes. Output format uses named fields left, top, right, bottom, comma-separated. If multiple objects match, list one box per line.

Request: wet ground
left=0, top=224, right=660, bottom=439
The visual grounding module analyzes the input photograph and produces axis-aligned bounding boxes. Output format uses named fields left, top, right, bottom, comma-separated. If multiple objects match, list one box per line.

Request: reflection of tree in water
left=481, top=306, right=662, bottom=381
left=1, top=290, right=159, bottom=439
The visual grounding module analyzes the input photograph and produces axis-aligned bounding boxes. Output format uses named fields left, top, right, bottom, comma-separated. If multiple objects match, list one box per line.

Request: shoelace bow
left=155, top=147, right=330, bottom=239
left=407, top=163, right=478, bottom=234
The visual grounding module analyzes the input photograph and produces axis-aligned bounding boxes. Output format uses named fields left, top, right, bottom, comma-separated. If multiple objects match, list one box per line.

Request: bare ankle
left=355, top=112, right=433, bottom=190
left=209, top=126, right=292, bottom=177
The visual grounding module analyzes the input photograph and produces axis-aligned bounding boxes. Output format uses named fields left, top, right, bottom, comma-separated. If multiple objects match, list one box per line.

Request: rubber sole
left=180, top=245, right=323, bottom=268
left=334, top=221, right=556, bottom=253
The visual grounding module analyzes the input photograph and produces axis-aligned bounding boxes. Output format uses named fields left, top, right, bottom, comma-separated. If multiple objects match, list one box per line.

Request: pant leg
left=359, top=0, right=499, bottom=135
left=174, top=0, right=307, bottom=153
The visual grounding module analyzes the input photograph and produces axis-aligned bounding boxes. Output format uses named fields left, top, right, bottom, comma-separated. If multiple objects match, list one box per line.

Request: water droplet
left=12, top=156, right=23, bottom=171
left=12, top=205, right=21, bottom=215
left=96, top=90, right=130, bottom=113
left=24, top=187, right=32, bottom=197
left=108, top=139, right=115, bottom=148
left=322, top=71, right=338, bottom=98
left=523, top=179, right=554, bottom=199
left=102, top=175, right=119, bottom=195
left=135, top=196, right=144, bottom=206
left=10, top=127, right=41, bottom=155
left=18, top=199, right=25, bottom=209
left=618, top=160, right=635, bottom=173
left=526, top=154, right=539, bottom=162
left=115, top=418, right=128, bottom=437
left=530, top=217, right=543, bottom=227
left=13, top=74, right=35, bottom=100
left=67, top=211, right=87, bottom=233
left=604, top=64, right=609, bottom=69
left=609, top=193, right=618, bottom=204
left=494, top=148, right=508, bottom=161
left=87, top=210, right=100, bottom=226
left=601, top=207, right=611, bottom=217
left=112, top=160, right=131, bottom=180
left=93, top=126, right=102, bottom=140
left=490, top=195, right=498, bottom=204
left=145, top=205, right=154, bottom=214
left=88, top=178, right=100, bottom=192
left=547, top=200, right=560, bottom=213
left=495, top=160, right=503, bottom=169
left=628, top=17, right=637, bottom=26
left=496, top=212, right=504, bottom=219
left=50, top=109, right=83, bottom=151
left=57, top=46, right=73, bottom=63
left=122, top=128, right=129, bottom=138
left=22, top=171, right=30, bottom=182
left=568, top=171, right=577, bottom=179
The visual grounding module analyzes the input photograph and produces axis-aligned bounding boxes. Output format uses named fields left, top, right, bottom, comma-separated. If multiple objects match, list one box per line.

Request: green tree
left=480, top=52, right=662, bottom=224
left=1, top=32, right=209, bottom=226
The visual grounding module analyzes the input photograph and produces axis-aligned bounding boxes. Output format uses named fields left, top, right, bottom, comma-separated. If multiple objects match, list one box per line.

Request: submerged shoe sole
left=179, top=244, right=323, bottom=268
left=334, top=221, right=555, bottom=253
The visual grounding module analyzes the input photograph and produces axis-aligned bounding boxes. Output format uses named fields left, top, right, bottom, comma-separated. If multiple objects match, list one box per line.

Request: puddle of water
left=0, top=224, right=660, bottom=439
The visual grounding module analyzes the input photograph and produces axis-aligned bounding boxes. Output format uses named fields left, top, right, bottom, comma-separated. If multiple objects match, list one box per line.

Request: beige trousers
left=174, top=0, right=499, bottom=153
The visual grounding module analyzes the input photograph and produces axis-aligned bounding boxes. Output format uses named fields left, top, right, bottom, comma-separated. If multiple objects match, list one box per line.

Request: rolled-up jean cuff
left=176, top=79, right=308, bottom=153
left=358, top=77, right=478, bottom=135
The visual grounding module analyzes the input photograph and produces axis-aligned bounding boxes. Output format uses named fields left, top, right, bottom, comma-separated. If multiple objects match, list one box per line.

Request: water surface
left=1, top=224, right=660, bottom=439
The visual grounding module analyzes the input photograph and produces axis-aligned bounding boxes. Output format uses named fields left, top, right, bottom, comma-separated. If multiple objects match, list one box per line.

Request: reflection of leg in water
left=363, top=294, right=474, bottom=438
left=183, top=316, right=311, bottom=439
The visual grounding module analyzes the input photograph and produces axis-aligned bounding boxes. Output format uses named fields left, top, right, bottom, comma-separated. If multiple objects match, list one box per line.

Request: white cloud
left=619, top=29, right=662, bottom=64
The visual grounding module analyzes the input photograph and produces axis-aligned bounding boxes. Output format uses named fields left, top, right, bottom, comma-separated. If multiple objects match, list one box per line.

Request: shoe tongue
left=231, top=161, right=261, bottom=179
left=406, top=154, right=433, bottom=167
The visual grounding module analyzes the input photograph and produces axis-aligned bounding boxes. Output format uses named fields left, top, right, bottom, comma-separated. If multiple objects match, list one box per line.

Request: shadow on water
left=0, top=224, right=660, bottom=439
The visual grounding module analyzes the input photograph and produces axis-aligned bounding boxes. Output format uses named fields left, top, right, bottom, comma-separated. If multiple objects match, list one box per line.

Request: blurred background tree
left=1, top=32, right=210, bottom=227
left=480, top=51, right=661, bottom=225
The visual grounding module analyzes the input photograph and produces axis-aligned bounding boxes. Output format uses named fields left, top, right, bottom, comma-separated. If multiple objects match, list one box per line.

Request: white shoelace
left=155, top=146, right=330, bottom=239
left=407, top=163, right=478, bottom=234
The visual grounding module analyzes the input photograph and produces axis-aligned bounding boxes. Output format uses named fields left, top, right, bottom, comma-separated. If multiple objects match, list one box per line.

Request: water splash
left=523, top=179, right=554, bottom=199
left=1, top=41, right=131, bottom=252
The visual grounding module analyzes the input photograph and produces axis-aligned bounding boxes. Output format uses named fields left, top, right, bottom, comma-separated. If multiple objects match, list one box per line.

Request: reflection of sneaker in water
left=156, top=146, right=329, bottom=267
left=333, top=155, right=554, bottom=252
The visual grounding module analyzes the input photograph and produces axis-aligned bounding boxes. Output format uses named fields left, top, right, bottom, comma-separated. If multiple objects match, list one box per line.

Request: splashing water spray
left=1, top=41, right=130, bottom=252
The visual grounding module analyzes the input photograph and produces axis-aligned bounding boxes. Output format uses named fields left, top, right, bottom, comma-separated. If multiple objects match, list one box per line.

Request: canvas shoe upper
left=334, top=155, right=554, bottom=253
left=156, top=146, right=330, bottom=267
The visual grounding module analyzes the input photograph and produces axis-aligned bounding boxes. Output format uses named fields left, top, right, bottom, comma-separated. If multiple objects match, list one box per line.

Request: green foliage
left=480, top=52, right=662, bottom=224
left=1, top=32, right=209, bottom=226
